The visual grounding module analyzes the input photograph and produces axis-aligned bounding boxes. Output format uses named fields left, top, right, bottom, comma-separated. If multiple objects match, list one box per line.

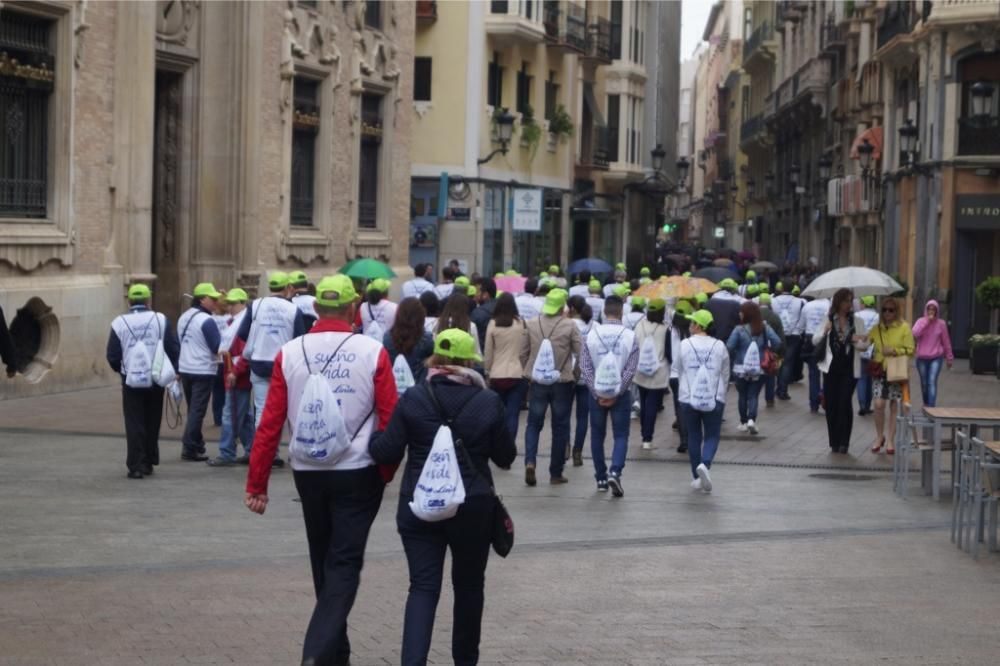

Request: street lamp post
left=971, top=81, right=995, bottom=122
left=478, top=108, right=515, bottom=165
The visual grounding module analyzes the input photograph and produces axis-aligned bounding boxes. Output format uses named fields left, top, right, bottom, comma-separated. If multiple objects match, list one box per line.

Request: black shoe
left=777, top=394, right=791, bottom=401
left=127, top=470, right=144, bottom=479
left=766, top=401, right=775, bottom=408
left=672, top=421, right=679, bottom=431
left=572, top=449, right=583, bottom=467
left=607, top=473, right=624, bottom=498
left=271, top=458, right=285, bottom=468
left=596, top=479, right=609, bottom=492
left=140, top=465, right=154, bottom=476
left=525, top=465, right=536, bottom=486
left=550, top=476, right=569, bottom=485
left=676, top=445, right=688, bottom=454
left=181, top=453, right=209, bottom=462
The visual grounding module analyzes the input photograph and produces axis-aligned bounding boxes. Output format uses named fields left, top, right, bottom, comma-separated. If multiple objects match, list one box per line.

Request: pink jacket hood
left=912, top=300, right=954, bottom=360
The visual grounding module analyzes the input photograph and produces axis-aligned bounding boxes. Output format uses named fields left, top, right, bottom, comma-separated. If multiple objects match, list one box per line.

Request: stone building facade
left=0, top=0, right=414, bottom=398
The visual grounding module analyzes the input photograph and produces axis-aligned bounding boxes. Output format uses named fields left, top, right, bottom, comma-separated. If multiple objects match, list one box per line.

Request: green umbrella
left=340, top=258, right=396, bottom=280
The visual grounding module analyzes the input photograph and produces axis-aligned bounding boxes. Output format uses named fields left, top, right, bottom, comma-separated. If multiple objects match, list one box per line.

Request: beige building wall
left=0, top=0, right=413, bottom=398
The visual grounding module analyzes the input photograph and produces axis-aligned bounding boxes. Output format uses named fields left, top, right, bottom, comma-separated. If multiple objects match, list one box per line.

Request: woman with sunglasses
left=866, top=297, right=915, bottom=454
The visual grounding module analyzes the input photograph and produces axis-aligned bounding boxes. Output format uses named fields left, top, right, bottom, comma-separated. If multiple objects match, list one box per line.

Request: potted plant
left=519, top=105, right=543, bottom=159
left=969, top=334, right=1000, bottom=375
left=548, top=104, right=574, bottom=140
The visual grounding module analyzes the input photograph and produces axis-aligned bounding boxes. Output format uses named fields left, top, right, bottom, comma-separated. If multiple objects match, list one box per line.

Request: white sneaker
left=696, top=463, right=713, bottom=492
left=737, top=423, right=748, bottom=433
left=690, top=478, right=703, bottom=490
left=641, top=440, right=652, bottom=450
left=747, top=419, right=758, bottom=435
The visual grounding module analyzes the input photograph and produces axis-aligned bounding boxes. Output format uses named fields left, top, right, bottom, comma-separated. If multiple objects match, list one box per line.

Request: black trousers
left=823, top=368, right=857, bottom=451
left=293, top=467, right=385, bottom=666
left=397, top=495, right=493, bottom=666
left=180, top=374, right=214, bottom=456
left=122, top=385, right=164, bottom=472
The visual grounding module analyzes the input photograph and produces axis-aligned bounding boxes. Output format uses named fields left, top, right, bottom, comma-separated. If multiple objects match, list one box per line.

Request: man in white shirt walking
left=801, top=295, right=832, bottom=413
left=177, top=283, right=224, bottom=462
left=402, top=263, right=435, bottom=300
left=772, top=281, right=806, bottom=400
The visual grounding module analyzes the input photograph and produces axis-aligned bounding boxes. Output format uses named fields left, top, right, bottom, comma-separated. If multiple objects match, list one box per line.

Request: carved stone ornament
left=156, top=0, right=198, bottom=46
left=277, top=228, right=332, bottom=264
left=74, top=0, right=89, bottom=69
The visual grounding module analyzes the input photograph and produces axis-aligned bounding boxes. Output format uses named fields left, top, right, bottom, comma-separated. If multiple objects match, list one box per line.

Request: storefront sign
left=449, top=207, right=471, bottom=221
left=956, top=195, right=1000, bottom=230
left=713, top=226, right=725, bottom=239
left=512, top=188, right=543, bottom=232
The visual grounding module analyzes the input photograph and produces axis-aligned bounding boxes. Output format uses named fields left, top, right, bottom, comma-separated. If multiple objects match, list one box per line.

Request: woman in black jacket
left=370, top=328, right=516, bottom=666
left=383, top=297, right=434, bottom=390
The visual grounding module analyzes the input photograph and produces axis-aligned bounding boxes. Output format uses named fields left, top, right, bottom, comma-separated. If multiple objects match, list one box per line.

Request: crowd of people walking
left=102, top=251, right=950, bottom=665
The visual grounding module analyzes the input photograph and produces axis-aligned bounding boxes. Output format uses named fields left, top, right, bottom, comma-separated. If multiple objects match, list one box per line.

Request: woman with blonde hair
left=866, top=296, right=915, bottom=454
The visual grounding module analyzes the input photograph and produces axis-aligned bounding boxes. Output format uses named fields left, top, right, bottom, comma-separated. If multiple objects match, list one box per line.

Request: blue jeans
left=590, top=393, right=631, bottom=481
left=218, top=388, right=255, bottom=460
left=778, top=335, right=802, bottom=396
left=734, top=376, right=764, bottom=423
left=680, top=402, right=725, bottom=480
left=573, top=384, right=590, bottom=452
left=856, top=360, right=873, bottom=411
left=764, top=374, right=776, bottom=403
left=915, top=357, right=944, bottom=408
left=637, top=386, right=665, bottom=442
left=807, top=357, right=821, bottom=411
left=492, top=378, right=529, bottom=447
left=250, top=371, right=270, bottom=428
left=212, top=366, right=226, bottom=426
left=524, top=381, right=574, bottom=477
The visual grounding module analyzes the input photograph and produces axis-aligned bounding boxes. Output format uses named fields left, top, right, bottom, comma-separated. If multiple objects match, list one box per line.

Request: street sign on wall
left=511, top=188, right=543, bottom=232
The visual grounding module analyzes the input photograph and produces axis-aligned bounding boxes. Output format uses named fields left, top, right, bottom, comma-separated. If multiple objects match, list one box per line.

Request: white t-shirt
left=676, top=334, right=730, bottom=406
left=515, top=294, right=542, bottom=321
left=402, top=277, right=435, bottom=300
left=802, top=299, right=832, bottom=336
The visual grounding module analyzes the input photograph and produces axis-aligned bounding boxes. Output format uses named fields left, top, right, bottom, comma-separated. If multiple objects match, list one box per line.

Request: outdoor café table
left=922, top=407, right=1000, bottom=500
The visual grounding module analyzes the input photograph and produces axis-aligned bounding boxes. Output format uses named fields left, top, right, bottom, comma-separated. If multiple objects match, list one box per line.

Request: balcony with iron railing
left=958, top=117, right=1000, bottom=156
left=820, top=15, right=846, bottom=54
left=582, top=16, right=612, bottom=63
left=740, top=113, right=766, bottom=147
left=486, top=0, right=546, bottom=43
left=579, top=125, right=610, bottom=169
left=876, top=1, right=918, bottom=51
left=742, top=22, right=776, bottom=68
left=544, top=2, right=587, bottom=53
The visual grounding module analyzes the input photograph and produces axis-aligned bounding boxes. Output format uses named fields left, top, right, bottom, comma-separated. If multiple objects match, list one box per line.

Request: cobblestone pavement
left=2, top=367, right=1000, bottom=664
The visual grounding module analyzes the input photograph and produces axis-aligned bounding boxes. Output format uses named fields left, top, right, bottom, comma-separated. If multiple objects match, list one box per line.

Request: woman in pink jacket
left=911, top=299, right=954, bottom=407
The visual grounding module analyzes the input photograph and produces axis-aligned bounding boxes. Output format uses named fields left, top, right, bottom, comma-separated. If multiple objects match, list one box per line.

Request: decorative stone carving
left=156, top=0, right=198, bottom=45
left=277, top=228, right=333, bottom=264
left=74, top=0, right=89, bottom=69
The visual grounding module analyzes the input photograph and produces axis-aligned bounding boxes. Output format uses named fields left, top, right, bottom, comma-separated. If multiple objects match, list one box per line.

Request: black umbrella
left=692, top=266, right=740, bottom=284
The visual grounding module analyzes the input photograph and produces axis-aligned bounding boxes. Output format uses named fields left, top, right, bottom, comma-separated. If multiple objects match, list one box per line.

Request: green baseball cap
left=759, top=284, right=770, bottom=294
left=505, top=269, right=520, bottom=276
left=745, top=270, right=757, bottom=280
left=720, top=278, right=739, bottom=290
left=542, top=288, right=568, bottom=316
left=225, top=288, right=249, bottom=303
left=615, top=262, right=626, bottom=272
left=315, top=275, right=359, bottom=307
left=682, top=271, right=692, bottom=278
left=588, top=279, right=602, bottom=292
left=366, top=278, right=391, bottom=293
left=548, top=264, right=560, bottom=274
left=467, top=285, right=477, bottom=297
left=647, top=298, right=666, bottom=312
left=861, top=295, right=876, bottom=307
left=127, top=284, right=151, bottom=301
left=268, top=271, right=290, bottom=289
left=792, top=285, right=801, bottom=295
left=494, top=272, right=504, bottom=279
left=640, top=266, right=651, bottom=276
left=759, top=293, right=772, bottom=305
left=747, top=284, right=760, bottom=296
left=434, top=328, right=482, bottom=362
left=695, top=292, right=708, bottom=305
left=539, top=271, right=550, bottom=279
left=686, top=310, right=714, bottom=329
left=630, top=296, right=647, bottom=310
left=454, top=276, right=470, bottom=289
left=193, top=282, right=222, bottom=299
left=775, top=281, right=784, bottom=292
left=612, top=284, right=630, bottom=299
left=674, top=299, right=693, bottom=315
left=289, top=270, right=308, bottom=287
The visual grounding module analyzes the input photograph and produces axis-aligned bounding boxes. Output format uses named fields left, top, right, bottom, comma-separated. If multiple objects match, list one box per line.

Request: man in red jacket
left=245, top=274, right=397, bottom=666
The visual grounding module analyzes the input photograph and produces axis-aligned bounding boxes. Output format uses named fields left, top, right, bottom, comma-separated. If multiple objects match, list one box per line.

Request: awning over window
left=850, top=125, right=883, bottom=161
left=583, top=84, right=606, bottom=128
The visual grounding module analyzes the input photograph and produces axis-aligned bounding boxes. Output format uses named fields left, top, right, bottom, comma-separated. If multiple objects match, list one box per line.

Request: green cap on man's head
left=542, top=288, right=568, bottom=316
left=505, top=269, right=520, bottom=276
left=685, top=310, right=714, bottom=329
left=615, top=262, right=626, bottom=272
left=454, top=276, right=470, bottom=289
left=747, top=284, right=760, bottom=296
left=758, top=293, right=772, bottom=305
left=289, top=270, right=308, bottom=287
left=548, top=264, right=560, bottom=274
left=682, top=271, right=692, bottom=278
left=674, top=299, right=693, bottom=315
left=588, top=279, right=602, bottom=292
left=861, top=295, right=876, bottom=307
left=467, top=285, right=477, bottom=297
left=775, top=281, right=784, bottom=292
left=434, top=328, right=482, bottom=362
left=225, top=288, right=249, bottom=303
left=745, top=270, right=757, bottom=280
left=759, top=284, right=770, bottom=294
left=630, top=296, right=647, bottom=310
left=640, top=266, right=651, bottom=277
left=539, top=271, right=550, bottom=279
left=268, top=271, right=290, bottom=290
left=720, top=278, right=739, bottom=291
left=695, top=292, right=708, bottom=305
left=792, top=285, right=801, bottom=295
left=127, top=284, right=151, bottom=302
left=612, top=284, right=630, bottom=299
left=315, top=275, right=359, bottom=307
left=366, top=278, right=391, bottom=294
left=647, top=298, right=666, bottom=312
left=193, top=282, right=222, bottom=299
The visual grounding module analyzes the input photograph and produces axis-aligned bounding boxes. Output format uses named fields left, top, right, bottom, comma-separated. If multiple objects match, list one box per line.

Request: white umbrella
left=801, top=266, right=903, bottom=299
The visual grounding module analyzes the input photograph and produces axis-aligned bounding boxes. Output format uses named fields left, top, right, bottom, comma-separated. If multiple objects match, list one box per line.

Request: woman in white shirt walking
left=633, top=298, right=670, bottom=450
left=676, top=310, right=730, bottom=493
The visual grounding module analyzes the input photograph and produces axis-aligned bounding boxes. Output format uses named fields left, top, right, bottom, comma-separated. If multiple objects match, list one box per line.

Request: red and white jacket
left=246, top=319, right=398, bottom=496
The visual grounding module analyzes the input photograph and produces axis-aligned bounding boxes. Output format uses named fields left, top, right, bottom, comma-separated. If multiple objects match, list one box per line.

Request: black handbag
left=426, top=385, right=514, bottom=558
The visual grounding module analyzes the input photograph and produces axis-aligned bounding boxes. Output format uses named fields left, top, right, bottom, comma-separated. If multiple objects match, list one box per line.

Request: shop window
left=358, top=93, right=383, bottom=230
left=414, top=57, right=432, bottom=102
left=291, top=78, right=320, bottom=226
left=0, top=12, right=54, bottom=219
left=487, top=51, right=503, bottom=107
